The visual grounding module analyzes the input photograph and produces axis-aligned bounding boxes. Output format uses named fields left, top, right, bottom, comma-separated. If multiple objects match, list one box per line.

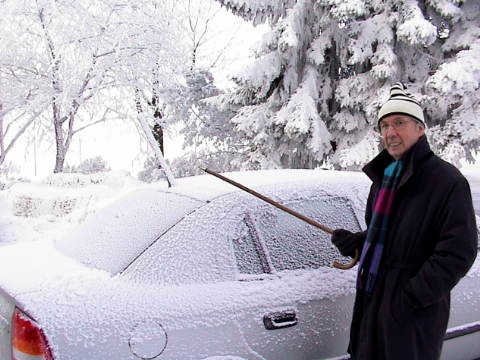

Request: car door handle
left=263, top=309, right=298, bottom=330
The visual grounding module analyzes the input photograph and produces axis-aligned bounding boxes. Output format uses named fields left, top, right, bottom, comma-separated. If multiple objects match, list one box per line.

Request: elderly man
left=331, top=83, right=478, bottom=360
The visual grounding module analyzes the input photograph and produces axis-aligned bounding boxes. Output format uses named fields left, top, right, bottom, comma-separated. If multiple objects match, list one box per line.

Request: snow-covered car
left=0, top=170, right=479, bottom=360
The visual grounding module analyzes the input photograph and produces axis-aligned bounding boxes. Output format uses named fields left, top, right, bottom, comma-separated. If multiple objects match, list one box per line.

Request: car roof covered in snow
left=166, top=169, right=369, bottom=202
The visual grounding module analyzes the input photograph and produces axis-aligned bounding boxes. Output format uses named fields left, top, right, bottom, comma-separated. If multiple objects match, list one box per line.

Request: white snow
left=0, top=240, right=110, bottom=297
left=0, top=171, right=142, bottom=245
left=55, top=188, right=203, bottom=274
left=0, top=166, right=478, bottom=276
left=0, top=168, right=370, bottom=247
left=0, top=169, right=367, bottom=358
left=0, top=167, right=478, bottom=359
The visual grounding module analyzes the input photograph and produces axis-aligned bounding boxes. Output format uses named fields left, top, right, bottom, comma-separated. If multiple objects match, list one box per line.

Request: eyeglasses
left=378, top=118, right=413, bottom=134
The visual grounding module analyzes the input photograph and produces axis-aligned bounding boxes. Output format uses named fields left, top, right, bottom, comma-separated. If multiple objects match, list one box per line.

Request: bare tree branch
left=72, top=109, right=111, bottom=134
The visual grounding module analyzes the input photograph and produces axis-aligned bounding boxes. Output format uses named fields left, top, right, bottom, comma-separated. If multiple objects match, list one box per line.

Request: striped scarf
left=357, top=160, right=404, bottom=293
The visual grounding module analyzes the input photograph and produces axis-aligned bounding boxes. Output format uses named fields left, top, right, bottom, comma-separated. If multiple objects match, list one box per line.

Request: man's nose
left=383, top=124, right=398, bottom=137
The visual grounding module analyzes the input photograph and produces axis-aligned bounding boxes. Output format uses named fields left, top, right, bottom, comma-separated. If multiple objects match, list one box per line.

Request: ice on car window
left=252, top=197, right=361, bottom=271
left=231, top=217, right=267, bottom=275
left=54, top=189, right=203, bottom=274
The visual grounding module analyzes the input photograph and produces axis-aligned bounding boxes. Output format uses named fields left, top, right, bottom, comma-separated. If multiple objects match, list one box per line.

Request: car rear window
left=55, top=189, right=203, bottom=274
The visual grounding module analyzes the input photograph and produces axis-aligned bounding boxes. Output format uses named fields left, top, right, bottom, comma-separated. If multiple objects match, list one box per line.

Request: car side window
left=231, top=216, right=268, bottom=275
left=252, top=196, right=361, bottom=272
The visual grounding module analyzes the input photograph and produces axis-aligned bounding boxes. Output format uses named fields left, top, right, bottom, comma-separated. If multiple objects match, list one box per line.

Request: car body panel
left=232, top=195, right=362, bottom=359
left=441, top=261, right=480, bottom=360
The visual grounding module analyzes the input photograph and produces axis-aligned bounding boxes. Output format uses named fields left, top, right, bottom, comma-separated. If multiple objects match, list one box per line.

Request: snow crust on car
left=168, top=169, right=368, bottom=205
left=0, top=169, right=477, bottom=359
left=9, top=259, right=359, bottom=359
left=0, top=240, right=109, bottom=298
left=122, top=171, right=370, bottom=286
left=53, top=169, right=369, bottom=277
left=5, top=253, right=479, bottom=360
left=54, top=189, right=204, bottom=274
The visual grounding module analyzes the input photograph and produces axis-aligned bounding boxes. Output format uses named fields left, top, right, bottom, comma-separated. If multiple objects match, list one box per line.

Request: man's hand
left=331, top=229, right=359, bottom=258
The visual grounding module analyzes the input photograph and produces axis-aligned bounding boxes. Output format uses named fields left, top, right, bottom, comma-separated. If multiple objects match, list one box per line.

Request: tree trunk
left=53, top=119, right=66, bottom=173
left=137, top=113, right=176, bottom=187
left=152, top=123, right=164, bottom=155
left=135, top=88, right=176, bottom=186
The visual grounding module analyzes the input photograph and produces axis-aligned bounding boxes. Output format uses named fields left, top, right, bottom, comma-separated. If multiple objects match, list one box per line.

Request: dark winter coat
left=348, top=135, right=478, bottom=360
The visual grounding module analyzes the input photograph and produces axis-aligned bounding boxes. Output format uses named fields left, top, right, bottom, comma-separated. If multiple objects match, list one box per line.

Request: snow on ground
left=0, top=171, right=146, bottom=245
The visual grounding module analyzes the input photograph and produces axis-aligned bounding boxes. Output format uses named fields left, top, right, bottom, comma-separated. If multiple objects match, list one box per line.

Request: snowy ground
left=0, top=166, right=479, bottom=246
left=0, top=171, right=149, bottom=245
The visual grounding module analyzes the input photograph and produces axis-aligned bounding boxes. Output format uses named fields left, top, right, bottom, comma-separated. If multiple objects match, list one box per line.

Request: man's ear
left=418, top=125, right=425, bottom=136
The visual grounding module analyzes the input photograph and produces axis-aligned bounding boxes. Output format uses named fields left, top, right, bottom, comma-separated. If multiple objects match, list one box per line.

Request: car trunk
left=0, top=290, right=15, bottom=360
left=0, top=240, right=111, bottom=360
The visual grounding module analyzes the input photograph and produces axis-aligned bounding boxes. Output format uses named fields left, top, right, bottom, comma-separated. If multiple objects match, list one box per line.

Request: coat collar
left=363, top=135, right=433, bottom=187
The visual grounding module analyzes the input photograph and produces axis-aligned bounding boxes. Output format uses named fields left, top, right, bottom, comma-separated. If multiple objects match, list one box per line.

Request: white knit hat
left=377, top=83, right=425, bottom=126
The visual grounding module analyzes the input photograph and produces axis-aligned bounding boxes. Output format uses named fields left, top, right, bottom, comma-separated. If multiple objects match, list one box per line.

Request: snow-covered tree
left=169, top=0, right=246, bottom=172
left=170, top=148, right=241, bottom=178
left=0, top=0, right=132, bottom=172
left=109, top=0, right=189, bottom=186
left=1, top=0, right=187, bottom=177
left=214, top=0, right=480, bottom=169
left=64, top=156, right=111, bottom=174
left=179, top=71, right=235, bottom=151
left=0, top=1, right=49, bottom=167
left=0, top=93, right=44, bottom=168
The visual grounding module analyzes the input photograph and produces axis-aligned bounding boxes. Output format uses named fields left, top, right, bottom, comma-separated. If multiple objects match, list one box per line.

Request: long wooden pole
left=201, top=168, right=359, bottom=270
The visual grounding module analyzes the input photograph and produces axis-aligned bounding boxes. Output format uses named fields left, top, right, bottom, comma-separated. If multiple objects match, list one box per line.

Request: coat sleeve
left=403, top=177, right=478, bottom=309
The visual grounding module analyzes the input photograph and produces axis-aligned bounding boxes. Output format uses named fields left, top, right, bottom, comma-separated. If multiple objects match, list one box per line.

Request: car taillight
left=11, top=308, right=54, bottom=360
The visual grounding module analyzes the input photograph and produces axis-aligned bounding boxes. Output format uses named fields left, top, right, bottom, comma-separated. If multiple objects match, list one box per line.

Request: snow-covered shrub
left=64, top=156, right=111, bottom=175
left=7, top=171, right=135, bottom=224
left=138, top=148, right=249, bottom=181
left=13, top=195, right=76, bottom=218
left=169, top=150, right=244, bottom=178
left=2, top=170, right=141, bottom=244
left=0, top=163, right=29, bottom=191
left=137, top=157, right=169, bottom=183
left=42, top=171, right=131, bottom=188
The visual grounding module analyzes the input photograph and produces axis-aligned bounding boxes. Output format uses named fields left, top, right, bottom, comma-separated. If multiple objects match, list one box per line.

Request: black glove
left=331, top=229, right=358, bottom=258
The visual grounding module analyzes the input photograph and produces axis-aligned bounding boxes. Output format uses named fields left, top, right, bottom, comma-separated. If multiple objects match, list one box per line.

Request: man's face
left=379, top=114, right=425, bottom=160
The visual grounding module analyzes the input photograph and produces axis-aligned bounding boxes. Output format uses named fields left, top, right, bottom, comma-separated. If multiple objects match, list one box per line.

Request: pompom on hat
left=377, top=82, right=425, bottom=127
